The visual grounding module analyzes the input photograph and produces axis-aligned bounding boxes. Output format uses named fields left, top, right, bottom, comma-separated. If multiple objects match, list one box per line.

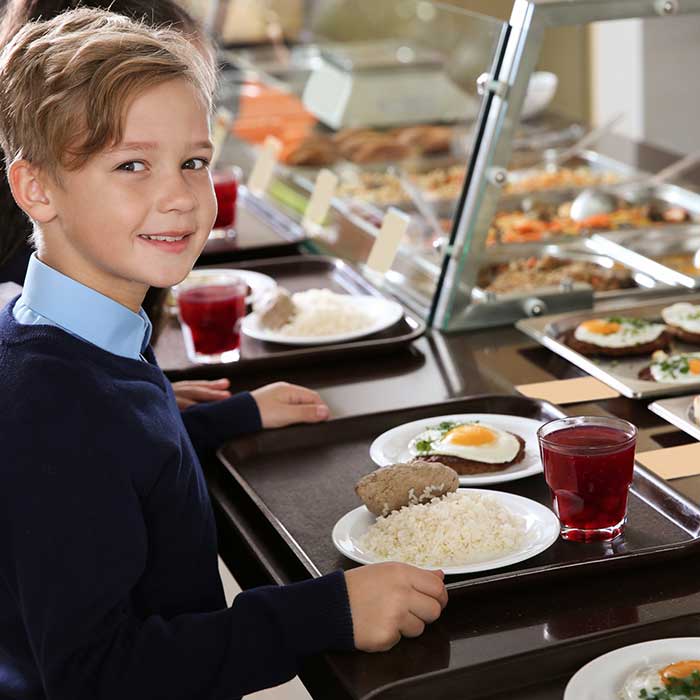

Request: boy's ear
left=7, top=160, right=57, bottom=224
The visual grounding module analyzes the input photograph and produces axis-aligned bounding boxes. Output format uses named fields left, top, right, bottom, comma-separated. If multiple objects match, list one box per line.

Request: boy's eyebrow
left=109, top=140, right=214, bottom=153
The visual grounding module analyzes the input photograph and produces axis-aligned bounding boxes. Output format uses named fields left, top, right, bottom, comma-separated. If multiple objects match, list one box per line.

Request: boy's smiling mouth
left=137, top=230, right=195, bottom=253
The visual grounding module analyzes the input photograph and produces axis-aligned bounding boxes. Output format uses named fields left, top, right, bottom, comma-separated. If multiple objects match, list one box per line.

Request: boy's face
left=43, top=78, right=216, bottom=308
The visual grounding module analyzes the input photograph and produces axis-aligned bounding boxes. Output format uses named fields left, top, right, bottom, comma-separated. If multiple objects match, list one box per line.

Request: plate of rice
left=242, top=289, right=405, bottom=345
left=332, top=488, right=559, bottom=575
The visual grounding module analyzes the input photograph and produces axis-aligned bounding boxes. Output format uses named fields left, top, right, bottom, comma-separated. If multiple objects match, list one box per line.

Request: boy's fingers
left=409, top=592, right=443, bottom=624
left=288, top=403, right=330, bottom=424
left=178, top=387, right=231, bottom=402
left=410, top=571, right=448, bottom=608
left=285, top=384, right=324, bottom=405
left=399, top=612, right=425, bottom=639
left=175, top=398, right=196, bottom=410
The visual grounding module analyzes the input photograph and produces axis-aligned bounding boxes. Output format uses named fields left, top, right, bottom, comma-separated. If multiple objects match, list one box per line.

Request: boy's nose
left=156, top=172, right=197, bottom=214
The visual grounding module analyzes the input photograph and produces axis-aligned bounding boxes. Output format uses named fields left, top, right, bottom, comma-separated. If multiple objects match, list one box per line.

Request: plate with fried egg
left=369, top=414, right=544, bottom=485
left=564, top=638, right=700, bottom=700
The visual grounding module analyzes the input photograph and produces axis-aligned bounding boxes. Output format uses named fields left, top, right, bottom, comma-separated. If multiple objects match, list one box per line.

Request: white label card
left=211, top=108, right=234, bottom=169
left=366, top=208, right=410, bottom=273
left=247, top=136, right=282, bottom=195
left=303, top=169, right=338, bottom=230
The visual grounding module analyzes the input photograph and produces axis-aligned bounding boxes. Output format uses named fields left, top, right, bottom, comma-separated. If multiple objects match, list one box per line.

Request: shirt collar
left=20, top=253, right=152, bottom=360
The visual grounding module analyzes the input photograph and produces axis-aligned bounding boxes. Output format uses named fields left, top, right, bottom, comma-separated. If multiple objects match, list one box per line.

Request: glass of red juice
left=211, top=166, right=241, bottom=241
left=537, top=416, right=637, bottom=542
left=177, top=280, right=247, bottom=364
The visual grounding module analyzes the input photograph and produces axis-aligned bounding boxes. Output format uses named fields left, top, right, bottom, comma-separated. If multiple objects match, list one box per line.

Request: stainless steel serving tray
left=504, top=149, right=639, bottom=194
left=590, top=226, right=700, bottom=289
left=649, top=395, right=700, bottom=441
left=516, top=293, right=700, bottom=399
left=474, top=243, right=668, bottom=303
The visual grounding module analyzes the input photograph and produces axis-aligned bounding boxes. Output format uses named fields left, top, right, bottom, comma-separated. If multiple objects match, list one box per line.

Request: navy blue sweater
left=0, top=302, right=354, bottom=700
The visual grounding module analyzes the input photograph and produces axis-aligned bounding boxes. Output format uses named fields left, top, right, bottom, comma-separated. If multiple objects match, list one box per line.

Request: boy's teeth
left=142, top=234, right=186, bottom=241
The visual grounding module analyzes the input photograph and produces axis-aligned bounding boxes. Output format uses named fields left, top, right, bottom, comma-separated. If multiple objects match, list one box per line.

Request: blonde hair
left=0, top=7, right=217, bottom=176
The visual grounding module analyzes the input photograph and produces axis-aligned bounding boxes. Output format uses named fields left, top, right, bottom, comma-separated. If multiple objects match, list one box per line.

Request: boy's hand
left=252, top=382, right=330, bottom=429
left=345, top=563, right=448, bottom=652
left=172, top=379, right=231, bottom=410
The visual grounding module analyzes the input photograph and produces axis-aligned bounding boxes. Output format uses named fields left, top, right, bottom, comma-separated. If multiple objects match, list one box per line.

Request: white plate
left=369, top=414, right=545, bottom=486
left=565, top=638, right=700, bottom=700
left=175, top=269, right=277, bottom=305
left=332, top=488, right=559, bottom=575
left=241, top=295, right=404, bottom=346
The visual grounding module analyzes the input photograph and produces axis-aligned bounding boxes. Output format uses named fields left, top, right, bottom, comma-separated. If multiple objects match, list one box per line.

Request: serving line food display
left=182, top=1, right=700, bottom=699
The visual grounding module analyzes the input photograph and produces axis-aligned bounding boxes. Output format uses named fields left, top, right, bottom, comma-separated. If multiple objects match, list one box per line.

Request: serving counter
left=190, top=147, right=700, bottom=698
left=183, top=2, right=700, bottom=696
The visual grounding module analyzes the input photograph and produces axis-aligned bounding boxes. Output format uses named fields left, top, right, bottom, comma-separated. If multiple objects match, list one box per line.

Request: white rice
left=359, top=491, right=526, bottom=567
left=278, top=289, right=373, bottom=337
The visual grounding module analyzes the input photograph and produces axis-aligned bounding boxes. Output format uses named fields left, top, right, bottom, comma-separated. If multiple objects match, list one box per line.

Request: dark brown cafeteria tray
left=366, top=614, right=700, bottom=700
left=155, top=255, right=425, bottom=381
left=217, top=394, right=700, bottom=592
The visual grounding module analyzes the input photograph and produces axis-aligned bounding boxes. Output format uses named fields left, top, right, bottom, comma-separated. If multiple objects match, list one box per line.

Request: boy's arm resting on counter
left=2, top=406, right=352, bottom=700
left=180, top=390, right=262, bottom=456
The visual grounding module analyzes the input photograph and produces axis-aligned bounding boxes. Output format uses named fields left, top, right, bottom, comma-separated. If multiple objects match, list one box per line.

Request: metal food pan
left=504, top=148, right=640, bottom=195
left=590, top=227, right=700, bottom=289
left=649, top=395, right=700, bottom=442
left=474, top=244, right=668, bottom=303
left=516, top=293, right=700, bottom=399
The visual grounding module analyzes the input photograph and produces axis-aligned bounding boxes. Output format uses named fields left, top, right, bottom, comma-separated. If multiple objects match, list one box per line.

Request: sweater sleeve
left=3, top=402, right=353, bottom=700
left=181, top=391, right=262, bottom=456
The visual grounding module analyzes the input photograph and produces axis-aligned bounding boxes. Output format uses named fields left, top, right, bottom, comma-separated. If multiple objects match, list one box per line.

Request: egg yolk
left=581, top=319, right=621, bottom=335
left=444, top=425, right=497, bottom=446
left=660, top=660, right=700, bottom=683
left=689, top=359, right=700, bottom=375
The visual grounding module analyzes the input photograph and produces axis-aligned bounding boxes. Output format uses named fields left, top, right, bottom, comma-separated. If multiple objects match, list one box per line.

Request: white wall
left=590, top=14, right=700, bottom=155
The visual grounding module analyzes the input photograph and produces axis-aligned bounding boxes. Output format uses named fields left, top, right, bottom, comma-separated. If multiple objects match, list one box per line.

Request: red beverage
left=213, top=168, right=240, bottom=229
left=178, top=283, right=246, bottom=362
left=538, top=417, right=637, bottom=542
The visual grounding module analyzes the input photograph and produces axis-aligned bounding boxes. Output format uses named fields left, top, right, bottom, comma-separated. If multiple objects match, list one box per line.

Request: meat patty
left=355, top=461, right=459, bottom=517
left=561, top=329, right=671, bottom=357
left=410, top=434, right=526, bottom=476
left=665, top=323, right=700, bottom=345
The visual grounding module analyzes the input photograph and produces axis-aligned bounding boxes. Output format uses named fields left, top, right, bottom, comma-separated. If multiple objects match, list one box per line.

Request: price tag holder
left=247, top=135, right=282, bottom=195
left=366, top=208, right=410, bottom=274
left=637, top=443, right=700, bottom=480
left=211, top=108, right=234, bottom=169
left=303, top=169, right=338, bottom=234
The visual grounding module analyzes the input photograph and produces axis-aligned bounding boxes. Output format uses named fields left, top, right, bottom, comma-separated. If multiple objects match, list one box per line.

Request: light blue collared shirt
left=13, top=254, right=152, bottom=360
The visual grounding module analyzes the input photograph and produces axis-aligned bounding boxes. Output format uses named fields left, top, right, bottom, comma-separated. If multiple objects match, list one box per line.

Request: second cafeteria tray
left=217, top=394, right=700, bottom=592
left=366, top=614, right=700, bottom=700
left=516, top=293, right=700, bottom=399
left=155, top=255, right=425, bottom=380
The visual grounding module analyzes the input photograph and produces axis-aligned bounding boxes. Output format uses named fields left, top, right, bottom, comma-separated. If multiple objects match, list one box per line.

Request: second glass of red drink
left=537, top=416, right=637, bottom=542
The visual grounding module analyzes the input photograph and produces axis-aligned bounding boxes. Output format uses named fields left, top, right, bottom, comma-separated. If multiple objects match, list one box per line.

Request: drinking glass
left=537, top=416, right=637, bottom=542
left=176, top=278, right=247, bottom=363
left=210, top=166, right=242, bottom=242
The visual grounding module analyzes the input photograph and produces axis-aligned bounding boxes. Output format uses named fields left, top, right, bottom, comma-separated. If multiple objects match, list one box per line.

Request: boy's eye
left=182, top=157, right=209, bottom=171
left=117, top=161, right=146, bottom=172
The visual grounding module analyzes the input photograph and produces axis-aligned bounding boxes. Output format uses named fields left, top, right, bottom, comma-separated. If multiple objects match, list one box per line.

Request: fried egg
left=650, top=352, right=700, bottom=383
left=620, top=660, right=700, bottom=700
left=409, top=423, right=521, bottom=464
left=663, top=302, right=700, bottom=335
left=574, top=317, right=665, bottom=348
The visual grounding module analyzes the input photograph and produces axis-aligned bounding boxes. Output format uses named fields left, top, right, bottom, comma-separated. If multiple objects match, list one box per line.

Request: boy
left=0, top=9, right=447, bottom=700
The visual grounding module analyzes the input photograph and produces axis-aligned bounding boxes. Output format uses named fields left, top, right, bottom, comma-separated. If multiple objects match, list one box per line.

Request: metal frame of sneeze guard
left=432, top=0, right=700, bottom=332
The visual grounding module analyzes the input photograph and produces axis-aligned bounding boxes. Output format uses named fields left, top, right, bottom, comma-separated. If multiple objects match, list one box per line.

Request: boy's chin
left=143, top=262, right=196, bottom=289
